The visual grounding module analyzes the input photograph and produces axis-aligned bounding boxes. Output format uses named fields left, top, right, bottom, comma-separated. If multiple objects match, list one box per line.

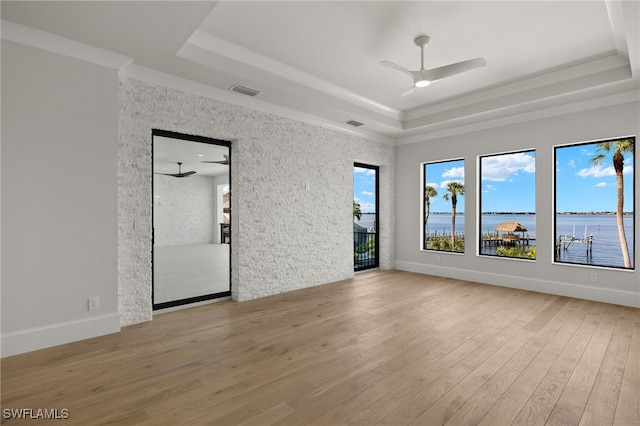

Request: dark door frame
left=354, top=162, right=380, bottom=271
left=152, top=129, right=232, bottom=310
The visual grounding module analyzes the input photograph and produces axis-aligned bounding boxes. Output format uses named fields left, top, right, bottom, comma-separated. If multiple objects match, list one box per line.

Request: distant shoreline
left=428, top=212, right=633, bottom=215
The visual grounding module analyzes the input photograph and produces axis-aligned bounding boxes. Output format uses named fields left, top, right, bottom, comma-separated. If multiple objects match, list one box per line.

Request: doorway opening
left=353, top=163, right=379, bottom=271
left=152, top=129, right=231, bottom=310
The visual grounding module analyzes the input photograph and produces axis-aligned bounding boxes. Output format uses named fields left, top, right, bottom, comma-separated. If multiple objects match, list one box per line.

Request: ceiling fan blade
left=154, top=171, right=196, bottom=177
left=202, top=154, right=230, bottom=165
left=423, top=57, right=486, bottom=82
left=400, top=87, right=417, bottom=97
left=380, top=60, right=415, bottom=81
left=155, top=162, right=196, bottom=177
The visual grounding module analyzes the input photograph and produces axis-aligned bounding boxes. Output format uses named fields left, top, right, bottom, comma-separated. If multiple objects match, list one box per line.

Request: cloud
left=357, top=201, right=375, bottom=212
left=481, top=152, right=535, bottom=181
left=439, top=179, right=465, bottom=189
left=577, top=164, right=613, bottom=178
left=361, top=190, right=373, bottom=196
left=577, top=164, right=633, bottom=178
left=481, top=183, right=497, bottom=193
left=595, top=182, right=608, bottom=187
left=442, top=166, right=464, bottom=178
left=354, top=167, right=375, bottom=175
left=567, top=159, right=576, bottom=168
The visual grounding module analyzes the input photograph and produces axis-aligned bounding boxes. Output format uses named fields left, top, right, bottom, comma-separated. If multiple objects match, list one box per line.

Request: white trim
left=1, top=20, right=133, bottom=70
left=606, top=0, right=629, bottom=59
left=1, top=313, right=121, bottom=358
left=395, top=260, right=640, bottom=308
left=404, top=53, right=630, bottom=122
left=396, top=88, right=640, bottom=146
left=182, top=30, right=403, bottom=122
left=120, top=63, right=396, bottom=146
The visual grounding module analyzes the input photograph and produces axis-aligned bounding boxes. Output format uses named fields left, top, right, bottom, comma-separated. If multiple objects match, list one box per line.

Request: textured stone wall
left=118, top=76, right=394, bottom=325
left=153, top=174, right=217, bottom=246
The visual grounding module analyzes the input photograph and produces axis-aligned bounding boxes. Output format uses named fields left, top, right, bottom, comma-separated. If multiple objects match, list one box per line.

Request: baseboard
left=395, top=260, right=640, bottom=308
left=1, top=313, right=121, bottom=358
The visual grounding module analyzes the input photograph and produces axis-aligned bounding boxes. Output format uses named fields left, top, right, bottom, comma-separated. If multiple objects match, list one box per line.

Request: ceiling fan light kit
left=381, top=34, right=486, bottom=96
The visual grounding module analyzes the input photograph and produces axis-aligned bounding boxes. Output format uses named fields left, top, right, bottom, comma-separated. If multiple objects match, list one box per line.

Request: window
left=423, top=159, right=465, bottom=252
left=479, top=150, right=536, bottom=259
left=353, top=163, right=379, bottom=271
left=554, top=137, right=635, bottom=269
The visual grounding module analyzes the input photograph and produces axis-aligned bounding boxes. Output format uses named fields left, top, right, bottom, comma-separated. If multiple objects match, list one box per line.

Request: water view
left=355, top=213, right=376, bottom=232
left=425, top=213, right=634, bottom=268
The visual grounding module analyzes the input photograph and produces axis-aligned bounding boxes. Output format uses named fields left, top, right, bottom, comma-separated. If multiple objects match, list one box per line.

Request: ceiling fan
left=155, top=162, right=196, bottom=178
left=381, top=35, right=486, bottom=97
left=202, top=154, right=230, bottom=165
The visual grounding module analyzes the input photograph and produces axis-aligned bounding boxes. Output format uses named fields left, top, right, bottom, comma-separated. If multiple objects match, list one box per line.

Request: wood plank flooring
left=2, top=270, right=639, bottom=425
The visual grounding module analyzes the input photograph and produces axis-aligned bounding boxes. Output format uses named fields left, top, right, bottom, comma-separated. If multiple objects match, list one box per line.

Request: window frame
left=553, top=136, right=635, bottom=270
left=421, top=158, right=466, bottom=253
left=477, top=149, right=537, bottom=261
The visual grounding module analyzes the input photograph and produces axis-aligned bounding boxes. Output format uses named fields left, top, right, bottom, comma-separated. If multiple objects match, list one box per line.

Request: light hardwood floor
left=2, top=270, right=639, bottom=425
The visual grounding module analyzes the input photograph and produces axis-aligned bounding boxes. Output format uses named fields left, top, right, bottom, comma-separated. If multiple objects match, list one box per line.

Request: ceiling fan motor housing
left=414, top=35, right=431, bottom=47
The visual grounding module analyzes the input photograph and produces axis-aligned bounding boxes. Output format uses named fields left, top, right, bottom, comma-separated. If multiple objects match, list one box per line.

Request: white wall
left=118, top=75, right=395, bottom=326
left=1, top=41, right=121, bottom=356
left=395, top=101, right=640, bottom=307
left=153, top=174, right=217, bottom=246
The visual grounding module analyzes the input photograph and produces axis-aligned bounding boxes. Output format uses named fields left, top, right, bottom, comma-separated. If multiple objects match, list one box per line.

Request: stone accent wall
left=154, top=174, right=217, bottom=246
left=118, top=76, right=394, bottom=326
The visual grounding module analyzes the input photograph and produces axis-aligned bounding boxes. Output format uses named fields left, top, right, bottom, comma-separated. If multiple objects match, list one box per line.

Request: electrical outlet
left=590, top=272, right=598, bottom=282
left=436, top=255, right=441, bottom=264
left=88, top=297, right=100, bottom=311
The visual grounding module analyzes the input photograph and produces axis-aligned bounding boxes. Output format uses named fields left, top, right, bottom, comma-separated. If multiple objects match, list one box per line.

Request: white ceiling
left=154, top=136, right=229, bottom=177
left=2, top=1, right=638, bottom=144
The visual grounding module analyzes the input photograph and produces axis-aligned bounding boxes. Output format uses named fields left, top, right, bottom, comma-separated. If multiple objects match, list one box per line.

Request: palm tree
left=591, top=138, right=634, bottom=268
left=442, top=181, right=465, bottom=248
left=353, top=201, right=362, bottom=221
left=424, top=185, right=438, bottom=230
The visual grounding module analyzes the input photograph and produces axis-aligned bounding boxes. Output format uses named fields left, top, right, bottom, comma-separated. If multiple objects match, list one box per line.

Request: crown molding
left=396, top=85, right=640, bottom=145
left=120, top=63, right=396, bottom=146
left=1, top=20, right=132, bottom=70
left=606, top=0, right=629, bottom=59
left=181, top=30, right=404, bottom=123
left=404, top=53, right=630, bottom=123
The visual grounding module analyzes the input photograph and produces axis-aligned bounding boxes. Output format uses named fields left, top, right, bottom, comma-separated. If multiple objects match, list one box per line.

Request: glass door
left=353, top=163, right=379, bottom=271
left=152, top=129, right=231, bottom=310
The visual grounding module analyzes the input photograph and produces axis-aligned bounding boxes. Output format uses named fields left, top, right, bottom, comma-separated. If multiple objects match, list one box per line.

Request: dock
left=556, top=225, right=594, bottom=255
left=481, top=233, right=534, bottom=247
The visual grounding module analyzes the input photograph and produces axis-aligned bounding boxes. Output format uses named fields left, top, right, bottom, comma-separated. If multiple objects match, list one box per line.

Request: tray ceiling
left=2, top=1, right=638, bottom=143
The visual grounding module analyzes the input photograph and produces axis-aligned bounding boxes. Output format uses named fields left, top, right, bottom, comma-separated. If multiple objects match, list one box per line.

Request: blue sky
left=422, top=141, right=635, bottom=214
left=424, top=159, right=466, bottom=213
left=354, top=166, right=376, bottom=213
left=424, top=153, right=537, bottom=213
left=480, top=151, right=536, bottom=212
left=556, top=141, right=634, bottom=213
